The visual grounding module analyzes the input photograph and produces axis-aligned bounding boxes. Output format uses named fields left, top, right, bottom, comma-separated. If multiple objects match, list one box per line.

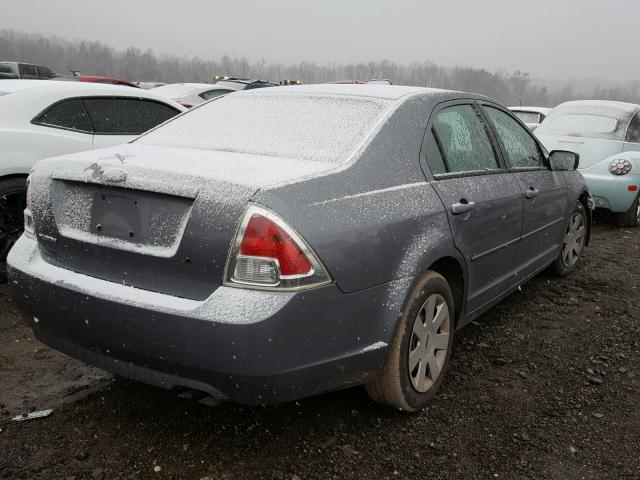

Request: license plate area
left=50, top=180, right=194, bottom=257
left=92, top=191, right=146, bottom=244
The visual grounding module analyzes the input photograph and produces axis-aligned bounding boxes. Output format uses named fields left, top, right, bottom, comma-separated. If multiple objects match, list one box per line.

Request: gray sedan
left=8, top=85, right=590, bottom=411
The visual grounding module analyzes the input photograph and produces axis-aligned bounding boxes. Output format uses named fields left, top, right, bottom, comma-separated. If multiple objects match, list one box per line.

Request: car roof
left=556, top=100, right=640, bottom=114
left=0, top=79, right=74, bottom=94
left=235, top=83, right=469, bottom=101
left=0, top=82, right=184, bottom=126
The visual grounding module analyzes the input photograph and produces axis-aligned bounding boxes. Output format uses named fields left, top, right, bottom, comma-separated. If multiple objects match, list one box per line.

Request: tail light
left=224, top=204, right=331, bottom=290
left=24, top=175, right=35, bottom=239
left=609, top=159, right=632, bottom=175
left=180, top=102, right=193, bottom=108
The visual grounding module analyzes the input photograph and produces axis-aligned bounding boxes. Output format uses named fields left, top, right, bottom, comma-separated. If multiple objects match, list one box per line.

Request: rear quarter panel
left=254, top=94, right=465, bottom=295
left=0, top=128, right=94, bottom=175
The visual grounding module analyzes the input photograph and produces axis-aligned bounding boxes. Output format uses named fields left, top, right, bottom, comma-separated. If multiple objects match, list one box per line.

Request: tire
left=0, top=177, right=28, bottom=283
left=366, top=271, right=455, bottom=412
left=615, top=193, right=639, bottom=228
left=552, top=202, right=587, bottom=277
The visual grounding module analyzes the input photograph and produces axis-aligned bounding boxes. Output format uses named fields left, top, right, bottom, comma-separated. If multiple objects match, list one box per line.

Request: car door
left=82, top=97, right=181, bottom=149
left=422, top=101, right=524, bottom=314
left=480, top=103, right=568, bottom=277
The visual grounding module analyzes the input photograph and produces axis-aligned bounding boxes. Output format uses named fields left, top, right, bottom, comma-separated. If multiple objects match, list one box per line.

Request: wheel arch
left=427, top=256, right=466, bottom=328
left=578, top=190, right=592, bottom=246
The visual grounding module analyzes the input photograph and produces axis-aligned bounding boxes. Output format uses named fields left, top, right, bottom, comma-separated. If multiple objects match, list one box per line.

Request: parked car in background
left=58, top=75, right=141, bottom=88
left=0, top=82, right=185, bottom=278
left=508, top=106, right=551, bottom=131
left=9, top=85, right=590, bottom=411
left=134, top=81, right=166, bottom=90
left=329, top=79, right=393, bottom=85
left=0, top=61, right=55, bottom=80
left=536, top=100, right=640, bottom=226
left=151, top=78, right=276, bottom=108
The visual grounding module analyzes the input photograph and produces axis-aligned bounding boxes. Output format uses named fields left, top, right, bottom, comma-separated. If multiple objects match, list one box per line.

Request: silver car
left=9, top=85, right=590, bottom=411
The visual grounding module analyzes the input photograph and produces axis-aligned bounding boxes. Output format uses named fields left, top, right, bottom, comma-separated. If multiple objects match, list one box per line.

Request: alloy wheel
left=408, top=294, right=450, bottom=393
left=562, top=211, right=586, bottom=267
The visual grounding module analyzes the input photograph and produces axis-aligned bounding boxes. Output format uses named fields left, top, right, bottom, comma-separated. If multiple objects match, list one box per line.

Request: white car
left=150, top=83, right=236, bottom=108
left=508, top=106, right=551, bottom=131
left=536, top=100, right=640, bottom=226
left=0, top=81, right=185, bottom=277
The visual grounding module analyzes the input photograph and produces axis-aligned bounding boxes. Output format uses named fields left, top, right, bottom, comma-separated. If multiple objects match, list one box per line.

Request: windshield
left=537, top=104, right=635, bottom=141
left=137, top=93, right=393, bottom=163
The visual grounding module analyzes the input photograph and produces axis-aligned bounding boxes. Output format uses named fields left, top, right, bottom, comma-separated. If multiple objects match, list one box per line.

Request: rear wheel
left=0, top=177, right=28, bottom=282
left=552, top=202, right=587, bottom=277
left=366, top=271, right=454, bottom=411
left=615, top=193, right=639, bottom=228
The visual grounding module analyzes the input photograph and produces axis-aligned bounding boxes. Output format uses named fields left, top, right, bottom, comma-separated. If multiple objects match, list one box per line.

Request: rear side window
left=36, top=66, right=54, bottom=78
left=19, top=63, right=37, bottom=77
left=626, top=112, right=640, bottom=143
left=82, top=98, right=180, bottom=135
left=484, top=107, right=545, bottom=169
left=430, top=105, right=499, bottom=174
left=199, top=89, right=232, bottom=101
left=422, top=129, right=447, bottom=175
left=35, top=99, right=93, bottom=132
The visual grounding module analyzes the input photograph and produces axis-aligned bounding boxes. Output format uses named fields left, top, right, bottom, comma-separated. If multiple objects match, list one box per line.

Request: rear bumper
left=580, top=171, right=639, bottom=212
left=8, top=236, right=401, bottom=404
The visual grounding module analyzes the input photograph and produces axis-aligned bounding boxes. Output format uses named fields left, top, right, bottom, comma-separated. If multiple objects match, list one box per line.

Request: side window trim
left=31, top=97, right=95, bottom=134
left=420, top=98, right=508, bottom=181
left=477, top=101, right=549, bottom=171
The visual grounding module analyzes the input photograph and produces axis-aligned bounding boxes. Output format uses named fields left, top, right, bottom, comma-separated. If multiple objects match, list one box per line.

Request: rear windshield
left=137, top=93, right=393, bottom=163
left=537, top=104, right=635, bottom=141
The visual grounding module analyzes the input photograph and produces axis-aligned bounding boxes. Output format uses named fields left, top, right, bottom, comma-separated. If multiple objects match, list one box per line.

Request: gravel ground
left=1, top=221, right=639, bottom=480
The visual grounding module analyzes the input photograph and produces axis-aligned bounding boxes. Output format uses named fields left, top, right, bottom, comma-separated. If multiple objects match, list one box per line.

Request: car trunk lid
left=30, top=144, right=334, bottom=300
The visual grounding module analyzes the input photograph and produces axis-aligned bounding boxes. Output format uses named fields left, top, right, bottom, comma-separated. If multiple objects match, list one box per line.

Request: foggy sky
left=2, top=0, right=638, bottom=81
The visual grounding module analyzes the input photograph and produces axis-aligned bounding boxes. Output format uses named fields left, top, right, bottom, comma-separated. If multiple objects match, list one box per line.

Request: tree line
left=2, top=28, right=639, bottom=107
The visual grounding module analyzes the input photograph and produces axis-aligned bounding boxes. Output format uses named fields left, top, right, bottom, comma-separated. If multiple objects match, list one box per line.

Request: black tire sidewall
left=396, top=274, right=455, bottom=410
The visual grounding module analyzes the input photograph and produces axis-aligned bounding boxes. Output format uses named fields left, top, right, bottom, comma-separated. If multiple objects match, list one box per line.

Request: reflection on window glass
left=485, top=107, right=543, bottom=168
left=432, top=105, right=498, bottom=173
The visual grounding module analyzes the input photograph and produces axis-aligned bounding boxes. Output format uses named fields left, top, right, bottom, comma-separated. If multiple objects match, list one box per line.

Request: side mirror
left=549, top=150, right=580, bottom=171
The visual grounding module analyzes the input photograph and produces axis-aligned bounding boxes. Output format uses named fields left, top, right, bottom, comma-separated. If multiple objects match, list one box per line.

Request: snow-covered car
left=0, top=81, right=185, bottom=278
left=508, top=106, right=551, bottom=131
left=9, top=85, right=590, bottom=411
left=536, top=100, right=640, bottom=226
left=151, top=79, right=276, bottom=108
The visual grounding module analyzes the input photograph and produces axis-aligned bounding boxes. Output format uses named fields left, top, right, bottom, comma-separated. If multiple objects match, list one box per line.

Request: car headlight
left=609, top=159, right=632, bottom=175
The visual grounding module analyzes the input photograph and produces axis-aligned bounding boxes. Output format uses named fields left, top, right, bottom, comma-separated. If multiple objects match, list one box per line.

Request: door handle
left=525, top=187, right=539, bottom=199
left=451, top=200, right=476, bottom=215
